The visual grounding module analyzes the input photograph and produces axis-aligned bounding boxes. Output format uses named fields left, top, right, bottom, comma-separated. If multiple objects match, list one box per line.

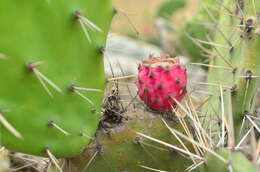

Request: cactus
left=1, top=0, right=260, bottom=171
left=0, top=0, right=113, bottom=158
left=197, top=0, right=260, bottom=171
left=57, top=1, right=260, bottom=171
left=204, top=0, right=260, bottom=143
left=67, top=109, right=192, bottom=172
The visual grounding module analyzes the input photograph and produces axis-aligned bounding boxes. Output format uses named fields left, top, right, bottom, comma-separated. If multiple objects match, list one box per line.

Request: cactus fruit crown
left=137, top=56, right=187, bottom=112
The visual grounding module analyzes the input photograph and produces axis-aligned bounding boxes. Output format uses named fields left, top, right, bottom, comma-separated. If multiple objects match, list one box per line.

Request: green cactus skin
left=204, top=0, right=260, bottom=143
left=0, top=0, right=113, bottom=158
left=200, top=0, right=260, bottom=170
left=67, top=112, right=192, bottom=172
left=199, top=148, right=257, bottom=172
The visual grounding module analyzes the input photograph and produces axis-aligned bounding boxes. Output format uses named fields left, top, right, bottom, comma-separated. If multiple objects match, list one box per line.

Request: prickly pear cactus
left=0, top=0, right=113, bottom=158
left=204, top=0, right=260, bottom=143
left=67, top=54, right=189, bottom=171
left=199, top=0, right=260, bottom=171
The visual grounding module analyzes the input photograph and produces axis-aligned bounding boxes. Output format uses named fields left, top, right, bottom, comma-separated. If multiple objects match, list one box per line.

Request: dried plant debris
left=99, top=86, right=129, bottom=131
left=8, top=152, right=49, bottom=172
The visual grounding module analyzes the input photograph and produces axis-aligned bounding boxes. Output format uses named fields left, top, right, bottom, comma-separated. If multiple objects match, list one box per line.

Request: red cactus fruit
left=136, top=56, right=187, bottom=112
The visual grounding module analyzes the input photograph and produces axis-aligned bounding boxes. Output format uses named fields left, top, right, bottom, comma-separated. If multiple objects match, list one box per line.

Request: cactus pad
left=0, top=0, right=113, bottom=158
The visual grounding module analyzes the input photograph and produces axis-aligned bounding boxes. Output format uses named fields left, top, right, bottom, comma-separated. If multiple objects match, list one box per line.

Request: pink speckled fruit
left=136, top=56, right=187, bottom=112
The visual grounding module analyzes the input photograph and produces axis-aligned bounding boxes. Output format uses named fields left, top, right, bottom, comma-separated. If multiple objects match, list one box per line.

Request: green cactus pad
left=68, top=112, right=192, bottom=172
left=199, top=148, right=257, bottom=172
left=0, top=0, right=113, bottom=158
left=204, top=0, right=260, bottom=143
